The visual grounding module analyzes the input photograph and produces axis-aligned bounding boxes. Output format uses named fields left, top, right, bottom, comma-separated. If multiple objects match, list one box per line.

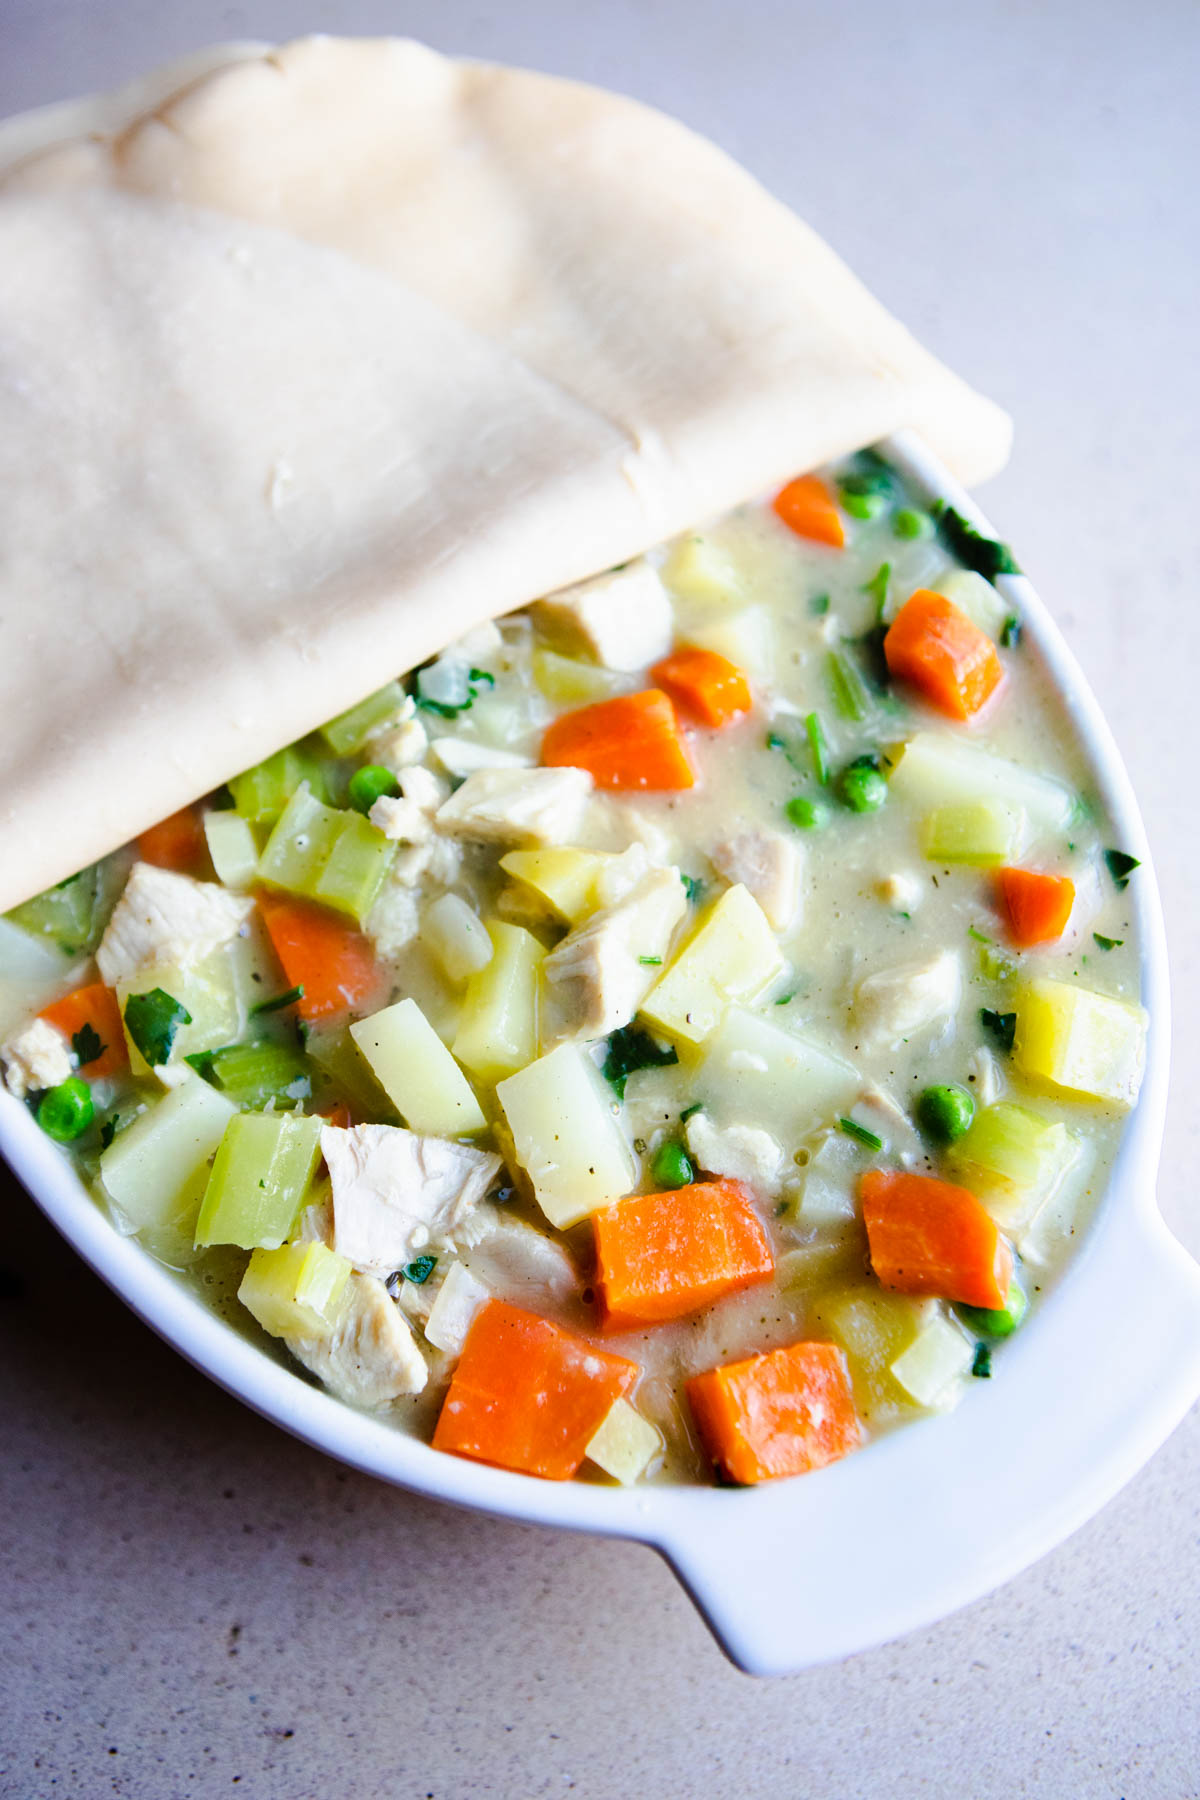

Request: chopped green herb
left=250, top=985, right=306, bottom=1016
left=70, top=1023, right=104, bottom=1067
left=1104, top=848, right=1141, bottom=890
left=840, top=451, right=894, bottom=498
left=838, top=1116, right=883, bottom=1152
left=892, top=507, right=931, bottom=541
left=650, top=1140, right=695, bottom=1189
left=862, top=562, right=891, bottom=611
left=971, top=1343, right=993, bottom=1379
left=36, top=1077, right=94, bottom=1143
left=826, top=648, right=872, bottom=722
left=403, top=1255, right=437, bottom=1286
left=680, top=1102, right=703, bottom=1123
left=765, top=730, right=786, bottom=752
left=930, top=500, right=1020, bottom=580
left=1000, top=614, right=1022, bottom=649
left=809, top=591, right=830, bottom=616
left=638, top=955, right=663, bottom=966
left=414, top=664, right=495, bottom=718
left=980, top=1007, right=1017, bottom=1054
left=680, top=873, right=704, bottom=905
left=805, top=711, right=830, bottom=785
left=123, top=988, right=192, bottom=1067
left=602, top=1025, right=679, bottom=1100
left=967, top=926, right=992, bottom=945
left=99, top=1114, right=118, bottom=1150
left=469, top=668, right=495, bottom=691
left=774, top=991, right=796, bottom=1007
left=1093, top=933, right=1124, bottom=951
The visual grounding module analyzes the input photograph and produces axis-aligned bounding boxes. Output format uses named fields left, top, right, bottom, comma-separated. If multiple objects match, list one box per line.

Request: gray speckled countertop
left=2, top=2, right=1198, bottom=1793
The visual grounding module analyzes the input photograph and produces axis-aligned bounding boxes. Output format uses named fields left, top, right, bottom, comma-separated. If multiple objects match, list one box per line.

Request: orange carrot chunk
left=687, top=1340, right=861, bottom=1485
left=861, top=1168, right=1012, bottom=1310
left=136, top=805, right=209, bottom=876
left=39, top=982, right=128, bottom=1079
left=432, top=1299, right=639, bottom=1480
left=772, top=473, right=845, bottom=549
left=257, top=892, right=385, bottom=1025
left=593, top=1178, right=775, bottom=1333
left=998, top=867, right=1076, bottom=948
left=541, top=689, right=694, bottom=790
left=883, top=588, right=1005, bottom=720
left=650, top=647, right=752, bottom=729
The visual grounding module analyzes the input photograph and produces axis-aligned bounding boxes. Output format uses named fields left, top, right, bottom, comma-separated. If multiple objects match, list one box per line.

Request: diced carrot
left=593, top=1178, right=775, bottom=1332
left=860, top=1169, right=1012, bottom=1310
left=137, top=805, right=209, bottom=875
left=650, top=647, right=752, bottom=729
left=883, top=589, right=1005, bottom=720
left=38, top=982, right=128, bottom=1079
left=998, top=867, right=1076, bottom=948
left=772, top=473, right=845, bottom=549
left=317, top=1101, right=354, bottom=1129
left=541, top=689, right=694, bottom=790
left=257, top=892, right=385, bottom=1025
left=432, top=1299, right=639, bottom=1480
left=686, top=1340, right=861, bottom=1485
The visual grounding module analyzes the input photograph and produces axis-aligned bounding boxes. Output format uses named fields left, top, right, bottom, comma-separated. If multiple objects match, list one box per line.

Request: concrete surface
left=1, top=1, right=1197, bottom=1794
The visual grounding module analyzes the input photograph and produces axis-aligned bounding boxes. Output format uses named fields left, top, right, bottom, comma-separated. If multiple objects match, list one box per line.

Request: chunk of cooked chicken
left=365, top=880, right=421, bottom=957
left=367, top=795, right=432, bottom=844
left=96, top=861, right=253, bottom=985
left=543, top=866, right=687, bottom=1039
left=531, top=560, right=674, bottom=671
left=459, top=1211, right=578, bottom=1300
left=398, top=765, right=449, bottom=814
left=1, top=1016, right=73, bottom=1098
left=854, top=950, right=961, bottom=1046
left=286, top=1271, right=427, bottom=1407
left=710, top=829, right=804, bottom=932
left=684, top=1111, right=786, bottom=1195
left=430, top=738, right=532, bottom=778
left=322, top=1123, right=503, bottom=1279
left=435, top=766, right=592, bottom=846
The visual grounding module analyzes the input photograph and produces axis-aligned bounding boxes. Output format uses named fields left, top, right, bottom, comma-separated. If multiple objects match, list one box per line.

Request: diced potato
left=351, top=998, right=486, bottom=1136
left=238, top=1240, right=352, bottom=1341
left=203, top=811, right=259, bottom=888
left=498, top=848, right=615, bottom=925
left=920, top=799, right=1026, bottom=866
left=817, top=1287, right=937, bottom=1427
left=662, top=535, right=745, bottom=608
left=889, top=1313, right=974, bottom=1408
left=420, top=893, right=494, bottom=985
left=696, top=1008, right=859, bottom=1143
left=496, top=1042, right=635, bottom=1229
left=423, top=1261, right=490, bottom=1354
left=947, top=1101, right=1083, bottom=1228
left=533, top=649, right=623, bottom=706
left=640, top=886, right=786, bottom=1046
left=683, top=605, right=773, bottom=683
left=99, top=1069, right=237, bottom=1239
left=452, top=922, right=545, bottom=1085
left=934, top=569, right=1009, bottom=641
left=118, top=949, right=242, bottom=1076
left=585, top=1397, right=663, bottom=1484
left=1013, top=976, right=1147, bottom=1106
left=791, top=1129, right=861, bottom=1226
left=890, top=732, right=1074, bottom=835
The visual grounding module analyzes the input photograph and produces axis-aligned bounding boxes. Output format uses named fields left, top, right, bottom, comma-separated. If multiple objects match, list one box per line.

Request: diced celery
left=100, top=1069, right=238, bottom=1240
left=947, top=1101, right=1082, bottom=1228
left=1012, top=976, right=1147, bottom=1107
left=194, top=1112, right=323, bottom=1250
left=498, top=848, right=614, bottom=924
left=421, top=893, right=494, bottom=984
left=920, top=799, right=1026, bottom=866
left=532, top=650, right=622, bottom=706
left=257, top=784, right=394, bottom=923
left=889, top=1313, right=974, bottom=1408
left=826, top=648, right=872, bottom=722
left=203, top=811, right=259, bottom=887
left=685, top=605, right=773, bottom=682
left=890, top=733, right=1074, bottom=835
left=118, top=950, right=242, bottom=1076
left=6, top=862, right=106, bottom=956
left=351, top=998, right=486, bottom=1135
left=453, top=922, right=545, bottom=1085
left=201, top=1040, right=313, bottom=1110
left=319, top=682, right=407, bottom=755
left=237, top=1240, right=352, bottom=1340
left=496, top=1042, right=635, bottom=1229
left=661, top=534, right=745, bottom=607
left=585, top=1397, right=663, bottom=1484
left=934, top=569, right=1009, bottom=641
left=640, top=885, right=786, bottom=1046
left=228, top=745, right=330, bottom=826
left=696, top=1008, right=859, bottom=1143
left=817, top=1287, right=937, bottom=1426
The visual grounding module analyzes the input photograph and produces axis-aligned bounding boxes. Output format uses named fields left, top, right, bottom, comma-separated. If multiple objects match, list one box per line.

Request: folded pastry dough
left=0, top=37, right=1010, bottom=911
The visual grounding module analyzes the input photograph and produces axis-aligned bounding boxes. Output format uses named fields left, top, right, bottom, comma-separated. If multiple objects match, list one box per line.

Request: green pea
left=958, top=1279, right=1028, bottom=1339
left=841, top=490, right=887, bottom=521
left=348, top=764, right=400, bottom=815
left=916, top=1083, right=976, bottom=1144
left=36, top=1076, right=94, bottom=1143
left=785, top=795, right=829, bottom=831
left=838, top=759, right=887, bottom=813
left=650, top=1140, right=694, bottom=1190
left=893, top=507, right=932, bottom=541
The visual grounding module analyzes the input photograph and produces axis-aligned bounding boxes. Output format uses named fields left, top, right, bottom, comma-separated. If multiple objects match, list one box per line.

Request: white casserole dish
left=3, top=431, right=1197, bottom=1675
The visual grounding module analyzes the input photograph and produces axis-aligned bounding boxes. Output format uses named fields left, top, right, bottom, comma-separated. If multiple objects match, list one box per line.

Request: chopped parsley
left=680, top=1102, right=703, bottom=1123
left=123, top=988, right=192, bottom=1067
left=930, top=500, right=1020, bottom=580
left=680, top=873, right=704, bottom=905
left=414, top=665, right=496, bottom=718
left=1093, top=933, right=1124, bottom=951
left=980, top=1007, right=1017, bottom=1054
left=971, top=1343, right=993, bottom=1379
left=602, top=1025, right=679, bottom=1100
left=862, top=561, right=891, bottom=611
left=99, top=1115, right=118, bottom=1151
left=70, top=1023, right=104, bottom=1067
left=809, top=591, right=830, bottom=616
left=638, top=955, right=663, bottom=966
left=838, top=1116, right=884, bottom=1152
left=1104, top=848, right=1141, bottom=890
left=1000, top=614, right=1022, bottom=649
left=402, top=1255, right=437, bottom=1286
left=250, top=985, right=305, bottom=1015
